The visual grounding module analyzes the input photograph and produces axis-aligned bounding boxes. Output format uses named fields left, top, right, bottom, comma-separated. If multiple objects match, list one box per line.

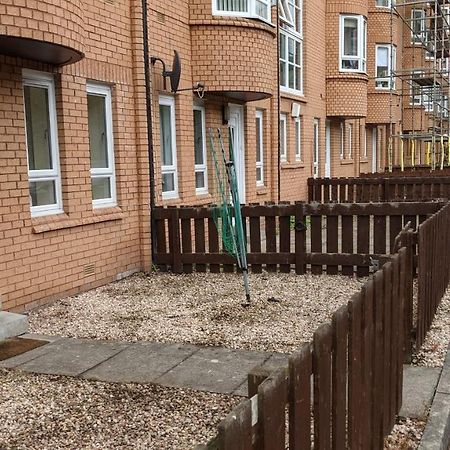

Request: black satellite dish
left=151, top=50, right=181, bottom=93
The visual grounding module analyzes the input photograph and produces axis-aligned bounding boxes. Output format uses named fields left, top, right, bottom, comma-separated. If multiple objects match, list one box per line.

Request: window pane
left=29, top=180, right=56, bottom=207
left=280, top=33, right=286, bottom=60
left=88, top=94, right=109, bottom=169
left=344, top=18, right=358, bottom=56
left=160, top=104, right=173, bottom=166
left=288, top=64, right=295, bottom=89
left=280, top=61, right=287, bottom=87
left=377, top=47, right=389, bottom=77
left=24, top=85, right=53, bottom=171
left=255, top=0, right=268, bottom=19
left=162, top=172, right=175, bottom=193
left=92, top=177, right=111, bottom=200
left=194, top=109, right=204, bottom=166
left=288, top=37, right=295, bottom=63
left=217, top=0, right=248, bottom=12
left=256, top=167, right=263, bottom=182
left=256, top=117, right=262, bottom=163
left=342, top=59, right=359, bottom=70
left=195, top=171, right=205, bottom=189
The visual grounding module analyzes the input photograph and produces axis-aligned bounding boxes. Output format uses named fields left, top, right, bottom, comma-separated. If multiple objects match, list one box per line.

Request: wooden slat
left=357, top=216, right=370, bottom=276
left=341, top=215, right=354, bottom=275
left=326, top=215, right=339, bottom=275
left=374, top=215, right=387, bottom=255
left=313, top=324, right=333, bottom=450
left=311, top=215, right=323, bottom=274
left=155, top=217, right=167, bottom=271
left=279, top=215, right=291, bottom=273
left=194, top=217, right=206, bottom=273
left=289, top=344, right=312, bottom=450
left=250, top=215, right=262, bottom=273
left=295, top=203, right=306, bottom=275
left=208, top=218, right=220, bottom=273
left=265, top=215, right=277, bottom=273
left=332, top=306, right=348, bottom=450
left=218, top=399, right=253, bottom=450
left=181, top=217, right=193, bottom=273
left=169, top=208, right=182, bottom=273
left=389, top=215, right=403, bottom=253
left=258, top=369, right=288, bottom=450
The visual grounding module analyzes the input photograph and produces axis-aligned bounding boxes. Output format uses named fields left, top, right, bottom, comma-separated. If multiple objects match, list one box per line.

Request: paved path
left=0, top=333, right=442, bottom=417
left=0, top=334, right=288, bottom=396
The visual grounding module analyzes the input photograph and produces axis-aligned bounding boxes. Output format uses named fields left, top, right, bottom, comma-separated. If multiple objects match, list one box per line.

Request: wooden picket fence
left=362, top=166, right=450, bottom=177
left=154, top=202, right=442, bottom=277
left=196, top=246, right=412, bottom=450
left=307, top=176, right=450, bottom=203
left=417, top=202, right=450, bottom=348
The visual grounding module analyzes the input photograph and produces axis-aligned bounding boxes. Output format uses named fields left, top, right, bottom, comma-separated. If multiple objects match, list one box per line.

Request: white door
left=372, top=127, right=377, bottom=173
left=313, top=119, right=320, bottom=178
left=228, top=104, right=246, bottom=203
left=325, top=121, right=331, bottom=178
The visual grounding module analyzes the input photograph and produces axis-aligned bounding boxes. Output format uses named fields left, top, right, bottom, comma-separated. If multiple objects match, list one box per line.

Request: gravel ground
left=29, top=272, right=365, bottom=353
left=384, top=418, right=426, bottom=449
left=0, top=369, right=239, bottom=450
left=412, top=287, right=450, bottom=367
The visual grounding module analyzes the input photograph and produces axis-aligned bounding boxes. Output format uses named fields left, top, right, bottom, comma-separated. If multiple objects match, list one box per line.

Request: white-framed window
left=279, top=0, right=303, bottom=95
left=363, top=126, right=368, bottom=158
left=23, top=70, right=63, bottom=217
left=376, top=0, right=393, bottom=7
left=376, top=44, right=396, bottom=90
left=193, top=105, right=208, bottom=194
left=295, top=117, right=302, bottom=161
left=422, top=86, right=434, bottom=112
left=255, top=110, right=264, bottom=186
left=87, top=83, right=117, bottom=208
left=410, top=71, right=423, bottom=106
left=348, top=123, right=353, bottom=158
left=340, top=122, right=344, bottom=159
left=159, top=95, right=178, bottom=199
left=411, top=9, right=426, bottom=44
left=340, top=15, right=367, bottom=73
left=313, top=118, right=320, bottom=178
left=280, top=113, right=287, bottom=162
left=212, top=0, right=271, bottom=23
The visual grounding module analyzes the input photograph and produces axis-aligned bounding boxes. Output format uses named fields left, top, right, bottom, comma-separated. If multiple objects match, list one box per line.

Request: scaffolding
left=388, top=0, right=450, bottom=170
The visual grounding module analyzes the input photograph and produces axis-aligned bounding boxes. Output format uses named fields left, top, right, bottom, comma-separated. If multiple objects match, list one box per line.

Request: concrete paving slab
left=81, top=341, right=199, bottom=383
left=156, top=346, right=270, bottom=394
left=0, top=312, right=28, bottom=340
left=260, top=352, right=289, bottom=370
left=419, top=392, right=450, bottom=450
left=400, top=366, right=441, bottom=420
left=17, top=338, right=130, bottom=377
left=437, top=344, right=450, bottom=395
left=0, top=339, right=58, bottom=369
left=19, top=333, right=61, bottom=343
left=233, top=381, right=248, bottom=397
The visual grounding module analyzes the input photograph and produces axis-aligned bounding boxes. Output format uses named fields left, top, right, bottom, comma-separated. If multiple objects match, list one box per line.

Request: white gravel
left=0, top=369, right=239, bottom=450
left=413, top=287, right=450, bottom=367
left=29, top=272, right=365, bottom=353
left=384, top=418, right=426, bottom=449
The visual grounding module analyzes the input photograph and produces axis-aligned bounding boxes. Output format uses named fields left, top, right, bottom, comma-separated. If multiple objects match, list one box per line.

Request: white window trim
left=340, top=122, right=344, bottom=159
left=280, top=113, right=287, bottom=162
left=410, top=70, right=423, bottom=106
left=295, top=117, right=302, bottom=161
left=348, top=123, right=353, bottom=159
left=212, top=0, right=272, bottom=24
left=87, top=82, right=117, bottom=209
left=255, top=110, right=265, bottom=186
left=375, top=0, right=393, bottom=8
left=23, top=69, right=63, bottom=217
left=159, top=95, right=178, bottom=200
left=339, top=14, right=367, bottom=74
left=363, top=126, right=368, bottom=158
left=193, top=105, right=208, bottom=195
left=279, top=0, right=303, bottom=96
left=375, top=44, right=396, bottom=90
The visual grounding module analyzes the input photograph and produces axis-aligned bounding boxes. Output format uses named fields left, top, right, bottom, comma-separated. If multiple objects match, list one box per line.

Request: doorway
left=228, top=104, right=246, bottom=203
left=325, top=121, right=331, bottom=178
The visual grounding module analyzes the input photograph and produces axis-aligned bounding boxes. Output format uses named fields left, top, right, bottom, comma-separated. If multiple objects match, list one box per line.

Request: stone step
left=0, top=312, right=28, bottom=340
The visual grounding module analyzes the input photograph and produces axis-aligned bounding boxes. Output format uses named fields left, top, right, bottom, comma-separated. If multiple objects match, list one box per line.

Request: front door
left=228, top=104, right=246, bottom=203
left=325, top=121, right=331, bottom=178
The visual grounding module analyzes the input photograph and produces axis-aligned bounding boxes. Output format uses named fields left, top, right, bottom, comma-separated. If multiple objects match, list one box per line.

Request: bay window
left=340, top=15, right=367, bottom=73
left=376, top=44, right=396, bottom=90
left=87, top=83, right=117, bottom=207
left=279, top=0, right=303, bottom=94
left=213, top=0, right=271, bottom=22
left=23, top=70, right=62, bottom=217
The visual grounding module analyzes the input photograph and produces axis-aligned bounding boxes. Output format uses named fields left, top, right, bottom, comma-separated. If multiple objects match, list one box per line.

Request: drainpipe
left=276, top=4, right=281, bottom=203
left=142, top=0, right=157, bottom=264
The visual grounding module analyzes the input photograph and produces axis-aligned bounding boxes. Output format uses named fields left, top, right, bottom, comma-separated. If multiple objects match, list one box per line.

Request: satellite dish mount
left=150, top=50, right=181, bottom=93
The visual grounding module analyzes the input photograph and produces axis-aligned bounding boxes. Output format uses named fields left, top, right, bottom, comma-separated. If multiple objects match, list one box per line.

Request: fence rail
left=417, top=202, right=450, bottom=348
left=197, top=246, right=411, bottom=450
left=362, top=166, right=450, bottom=177
left=154, top=202, right=442, bottom=276
left=308, top=177, right=450, bottom=203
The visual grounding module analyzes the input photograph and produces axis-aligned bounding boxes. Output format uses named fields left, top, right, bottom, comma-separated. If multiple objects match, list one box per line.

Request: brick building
left=0, top=0, right=437, bottom=310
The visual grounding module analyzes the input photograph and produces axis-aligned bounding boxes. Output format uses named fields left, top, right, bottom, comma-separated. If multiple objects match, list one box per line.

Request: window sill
left=32, top=208, right=124, bottom=234
left=281, top=162, right=305, bottom=170
left=360, top=158, right=369, bottom=163
left=256, top=186, right=268, bottom=195
left=340, top=159, right=355, bottom=166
